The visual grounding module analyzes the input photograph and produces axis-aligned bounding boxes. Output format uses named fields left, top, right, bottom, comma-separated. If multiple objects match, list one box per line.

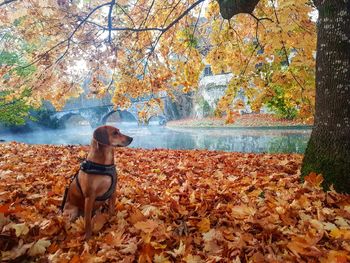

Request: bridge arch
left=147, top=115, right=167, bottom=126
left=102, top=110, right=138, bottom=125
left=57, top=112, right=91, bottom=128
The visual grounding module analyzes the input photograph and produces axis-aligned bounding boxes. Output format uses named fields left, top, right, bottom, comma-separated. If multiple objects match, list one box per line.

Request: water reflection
left=0, top=122, right=311, bottom=153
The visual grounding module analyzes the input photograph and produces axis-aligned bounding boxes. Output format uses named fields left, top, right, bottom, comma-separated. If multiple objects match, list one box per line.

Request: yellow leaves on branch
left=206, top=0, right=316, bottom=119
left=1, top=0, right=317, bottom=117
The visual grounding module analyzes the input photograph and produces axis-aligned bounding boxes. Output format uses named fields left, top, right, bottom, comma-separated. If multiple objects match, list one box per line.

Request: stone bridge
left=51, top=97, right=167, bottom=128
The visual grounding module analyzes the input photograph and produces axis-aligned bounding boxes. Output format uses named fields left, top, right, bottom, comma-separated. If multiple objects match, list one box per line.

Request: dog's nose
left=128, top=137, right=133, bottom=143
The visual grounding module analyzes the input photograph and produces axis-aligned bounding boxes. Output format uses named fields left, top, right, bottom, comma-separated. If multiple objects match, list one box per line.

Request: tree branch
left=115, top=1, right=136, bottom=28
left=270, top=0, right=306, bottom=98
left=134, top=0, right=204, bottom=77
left=0, top=0, right=17, bottom=7
left=217, top=0, right=260, bottom=19
left=59, top=1, right=112, bottom=59
left=107, top=0, right=115, bottom=43
left=139, top=0, right=155, bottom=28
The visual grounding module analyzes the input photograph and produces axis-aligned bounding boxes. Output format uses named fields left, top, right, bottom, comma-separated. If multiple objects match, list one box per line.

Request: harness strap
left=61, top=160, right=117, bottom=211
left=77, top=162, right=117, bottom=201
left=80, top=160, right=116, bottom=175
left=60, top=171, right=79, bottom=211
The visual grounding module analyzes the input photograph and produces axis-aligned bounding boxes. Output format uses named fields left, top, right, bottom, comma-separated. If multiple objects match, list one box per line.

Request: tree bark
left=301, top=1, right=350, bottom=193
left=216, top=0, right=350, bottom=193
left=217, top=0, right=260, bottom=19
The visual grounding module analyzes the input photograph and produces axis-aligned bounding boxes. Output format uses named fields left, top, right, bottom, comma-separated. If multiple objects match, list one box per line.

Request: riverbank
left=1, top=143, right=349, bottom=262
left=0, top=123, right=311, bottom=153
left=167, top=114, right=314, bottom=128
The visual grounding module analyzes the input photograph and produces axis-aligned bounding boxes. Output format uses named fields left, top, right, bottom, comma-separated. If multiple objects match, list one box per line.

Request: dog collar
left=80, top=160, right=116, bottom=175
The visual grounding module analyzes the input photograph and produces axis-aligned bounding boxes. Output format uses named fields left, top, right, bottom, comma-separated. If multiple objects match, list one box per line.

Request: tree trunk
left=301, top=1, right=350, bottom=193
left=216, top=0, right=350, bottom=193
left=217, top=0, right=260, bottom=19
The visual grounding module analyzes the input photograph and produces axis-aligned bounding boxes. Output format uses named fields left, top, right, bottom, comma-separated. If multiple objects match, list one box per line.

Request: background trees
left=1, top=0, right=315, bottom=119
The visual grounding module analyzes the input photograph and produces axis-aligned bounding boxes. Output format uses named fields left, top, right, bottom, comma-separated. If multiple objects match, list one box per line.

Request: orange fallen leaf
left=92, top=213, right=108, bottom=233
left=197, top=218, right=211, bottom=233
left=134, top=219, right=159, bottom=233
left=320, top=250, right=350, bottom=263
left=304, top=172, right=324, bottom=187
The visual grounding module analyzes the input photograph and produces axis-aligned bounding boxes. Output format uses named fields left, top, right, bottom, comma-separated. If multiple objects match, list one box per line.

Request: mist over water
left=0, top=121, right=311, bottom=153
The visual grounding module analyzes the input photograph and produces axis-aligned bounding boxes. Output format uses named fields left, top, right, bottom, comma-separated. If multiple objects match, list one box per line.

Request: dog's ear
left=93, top=126, right=110, bottom=145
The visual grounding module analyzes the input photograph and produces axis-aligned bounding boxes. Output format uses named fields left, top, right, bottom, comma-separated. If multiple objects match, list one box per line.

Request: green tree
left=0, top=39, right=37, bottom=126
left=0, top=89, right=34, bottom=126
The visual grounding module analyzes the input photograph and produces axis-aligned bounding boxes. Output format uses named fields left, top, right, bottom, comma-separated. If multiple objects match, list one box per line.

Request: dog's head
left=93, top=125, right=133, bottom=147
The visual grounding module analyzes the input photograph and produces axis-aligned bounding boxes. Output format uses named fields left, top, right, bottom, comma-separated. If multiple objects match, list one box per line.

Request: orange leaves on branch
left=206, top=0, right=316, bottom=120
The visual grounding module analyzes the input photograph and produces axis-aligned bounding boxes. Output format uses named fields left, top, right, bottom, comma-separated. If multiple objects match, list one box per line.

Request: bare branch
left=185, top=0, right=205, bottom=62
left=19, top=1, right=111, bottom=68
left=0, top=0, right=17, bottom=7
left=270, top=0, right=306, bottom=96
left=139, top=0, right=155, bottom=28
left=115, top=2, right=136, bottom=28
left=139, top=0, right=207, bottom=76
left=107, top=0, right=115, bottom=43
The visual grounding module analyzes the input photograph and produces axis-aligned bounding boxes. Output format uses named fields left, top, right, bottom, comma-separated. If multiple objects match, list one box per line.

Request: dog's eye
left=113, top=131, right=119, bottom=135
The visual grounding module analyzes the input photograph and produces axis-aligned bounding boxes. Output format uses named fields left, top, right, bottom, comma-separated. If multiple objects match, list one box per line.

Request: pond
left=0, top=122, right=311, bottom=153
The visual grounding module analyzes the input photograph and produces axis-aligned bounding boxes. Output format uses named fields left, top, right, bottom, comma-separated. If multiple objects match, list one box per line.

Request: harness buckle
left=80, top=160, right=90, bottom=171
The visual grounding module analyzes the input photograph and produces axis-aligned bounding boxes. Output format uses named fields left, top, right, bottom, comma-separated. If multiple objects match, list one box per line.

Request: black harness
left=60, top=160, right=117, bottom=211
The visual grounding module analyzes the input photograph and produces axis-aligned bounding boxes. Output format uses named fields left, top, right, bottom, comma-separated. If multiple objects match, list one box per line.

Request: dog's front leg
left=84, top=196, right=94, bottom=240
left=108, top=191, right=116, bottom=216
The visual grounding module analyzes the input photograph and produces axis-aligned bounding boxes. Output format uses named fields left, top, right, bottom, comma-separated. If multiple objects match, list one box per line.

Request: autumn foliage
left=0, top=0, right=316, bottom=121
left=0, top=143, right=349, bottom=262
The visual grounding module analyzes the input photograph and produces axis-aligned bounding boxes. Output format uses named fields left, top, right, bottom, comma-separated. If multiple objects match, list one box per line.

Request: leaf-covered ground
left=0, top=142, right=349, bottom=262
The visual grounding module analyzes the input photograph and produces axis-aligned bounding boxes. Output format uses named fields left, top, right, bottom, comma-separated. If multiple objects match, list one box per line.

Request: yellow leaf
left=151, top=242, right=167, bottom=249
left=197, top=218, right=211, bottom=233
left=28, top=239, right=51, bottom=257
left=154, top=253, right=171, bottom=263
left=231, top=205, right=256, bottom=219
left=11, top=223, right=29, bottom=237
left=183, top=254, right=204, bottom=263
left=167, top=240, right=186, bottom=258
left=330, top=228, right=350, bottom=239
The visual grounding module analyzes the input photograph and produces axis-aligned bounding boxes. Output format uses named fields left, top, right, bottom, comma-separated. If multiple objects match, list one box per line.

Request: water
left=0, top=122, right=311, bottom=153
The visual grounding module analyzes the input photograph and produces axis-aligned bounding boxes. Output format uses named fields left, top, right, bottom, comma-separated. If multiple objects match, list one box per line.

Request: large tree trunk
left=301, top=1, right=350, bottom=193
left=217, top=0, right=260, bottom=19
left=216, top=0, right=350, bottom=193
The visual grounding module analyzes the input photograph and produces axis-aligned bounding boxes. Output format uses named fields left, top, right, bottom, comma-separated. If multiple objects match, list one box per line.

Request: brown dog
left=62, top=125, right=133, bottom=239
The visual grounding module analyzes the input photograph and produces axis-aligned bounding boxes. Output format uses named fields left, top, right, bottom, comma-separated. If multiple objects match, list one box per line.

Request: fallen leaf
left=197, top=218, right=211, bottom=233
left=134, top=219, right=159, bottom=233
left=28, top=239, right=51, bottom=256
left=92, top=214, right=108, bottom=233
left=304, top=172, right=324, bottom=187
